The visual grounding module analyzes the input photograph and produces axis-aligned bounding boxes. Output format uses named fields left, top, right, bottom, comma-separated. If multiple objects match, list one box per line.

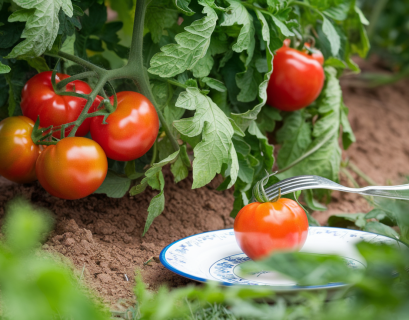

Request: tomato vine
left=0, top=0, right=370, bottom=234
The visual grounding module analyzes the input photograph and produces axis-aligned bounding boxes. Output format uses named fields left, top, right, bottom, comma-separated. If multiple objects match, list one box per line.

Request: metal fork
left=264, top=175, right=409, bottom=201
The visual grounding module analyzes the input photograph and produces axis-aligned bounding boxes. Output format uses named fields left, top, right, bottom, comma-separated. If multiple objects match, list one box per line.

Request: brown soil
left=1, top=58, right=409, bottom=309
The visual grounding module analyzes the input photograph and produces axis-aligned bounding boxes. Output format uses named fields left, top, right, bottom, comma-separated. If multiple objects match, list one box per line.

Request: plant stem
left=150, top=140, right=158, bottom=165
left=124, top=0, right=180, bottom=152
left=347, top=161, right=377, bottom=186
left=57, top=51, right=106, bottom=74
left=68, top=75, right=109, bottom=137
left=56, top=71, right=97, bottom=90
left=367, top=0, right=388, bottom=40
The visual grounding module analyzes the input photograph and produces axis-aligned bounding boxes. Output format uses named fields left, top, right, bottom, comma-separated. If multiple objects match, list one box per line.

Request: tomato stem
left=67, top=75, right=109, bottom=137
left=51, top=0, right=180, bottom=153
left=56, top=71, right=97, bottom=91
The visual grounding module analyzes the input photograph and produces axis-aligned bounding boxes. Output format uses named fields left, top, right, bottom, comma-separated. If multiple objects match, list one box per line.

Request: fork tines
left=265, top=176, right=319, bottom=199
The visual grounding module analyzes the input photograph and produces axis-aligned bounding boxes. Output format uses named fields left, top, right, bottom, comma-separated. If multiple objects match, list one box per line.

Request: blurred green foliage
left=360, top=0, right=409, bottom=71
left=1, top=200, right=409, bottom=320
left=0, top=199, right=110, bottom=320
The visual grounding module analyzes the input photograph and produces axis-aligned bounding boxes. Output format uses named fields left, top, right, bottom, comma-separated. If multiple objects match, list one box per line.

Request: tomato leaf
left=327, top=213, right=367, bottom=229
left=340, top=103, right=355, bottom=150
left=174, top=87, right=235, bottom=188
left=148, top=3, right=217, bottom=77
left=7, top=0, right=73, bottom=58
left=363, top=221, right=400, bottom=240
left=201, top=77, right=227, bottom=92
left=0, top=62, right=10, bottom=74
left=145, top=0, right=178, bottom=43
left=220, top=0, right=255, bottom=66
left=321, top=16, right=340, bottom=56
left=277, top=67, right=342, bottom=183
left=94, top=171, right=132, bottom=198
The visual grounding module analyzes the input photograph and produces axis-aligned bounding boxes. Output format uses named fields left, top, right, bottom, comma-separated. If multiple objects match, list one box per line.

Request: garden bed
left=1, top=59, right=409, bottom=309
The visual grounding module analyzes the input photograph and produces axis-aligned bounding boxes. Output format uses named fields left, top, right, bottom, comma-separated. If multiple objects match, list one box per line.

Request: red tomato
left=21, top=71, right=102, bottom=138
left=267, top=42, right=325, bottom=111
left=90, top=91, right=159, bottom=161
left=234, top=198, right=309, bottom=260
left=0, top=116, right=42, bottom=183
left=35, top=137, right=108, bottom=200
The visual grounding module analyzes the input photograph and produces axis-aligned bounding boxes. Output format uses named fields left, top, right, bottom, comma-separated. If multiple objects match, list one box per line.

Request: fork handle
left=359, top=184, right=409, bottom=200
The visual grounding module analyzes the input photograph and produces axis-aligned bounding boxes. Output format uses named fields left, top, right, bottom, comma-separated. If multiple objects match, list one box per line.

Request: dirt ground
left=1, top=58, right=409, bottom=309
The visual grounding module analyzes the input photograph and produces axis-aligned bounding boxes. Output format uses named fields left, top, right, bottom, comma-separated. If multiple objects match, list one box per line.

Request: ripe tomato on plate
left=234, top=198, right=309, bottom=260
left=90, top=91, right=159, bottom=161
left=35, top=137, right=108, bottom=200
left=267, top=40, right=325, bottom=111
left=0, top=116, right=42, bottom=183
left=21, top=71, right=102, bottom=138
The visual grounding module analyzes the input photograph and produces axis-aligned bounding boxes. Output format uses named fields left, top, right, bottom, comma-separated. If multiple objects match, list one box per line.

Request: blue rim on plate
left=159, top=227, right=408, bottom=291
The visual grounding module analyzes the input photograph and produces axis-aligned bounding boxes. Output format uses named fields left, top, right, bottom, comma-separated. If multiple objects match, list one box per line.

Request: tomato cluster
left=0, top=72, right=159, bottom=200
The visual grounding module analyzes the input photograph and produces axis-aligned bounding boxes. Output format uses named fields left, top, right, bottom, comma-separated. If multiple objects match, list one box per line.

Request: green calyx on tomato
left=21, top=71, right=102, bottom=139
left=266, top=39, right=325, bottom=112
left=0, top=116, right=42, bottom=183
left=90, top=91, right=160, bottom=162
left=35, top=137, right=108, bottom=200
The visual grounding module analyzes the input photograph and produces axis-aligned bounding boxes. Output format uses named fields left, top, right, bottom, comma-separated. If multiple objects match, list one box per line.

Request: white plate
left=160, top=227, right=408, bottom=291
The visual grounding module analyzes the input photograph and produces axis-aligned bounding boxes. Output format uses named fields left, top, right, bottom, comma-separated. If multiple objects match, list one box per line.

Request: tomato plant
left=35, top=137, right=108, bottom=200
left=0, top=0, right=369, bottom=233
left=234, top=198, right=309, bottom=260
left=90, top=91, right=159, bottom=161
left=0, top=116, right=42, bottom=183
left=20, top=71, right=101, bottom=138
left=266, top=42, right=325, bottom=111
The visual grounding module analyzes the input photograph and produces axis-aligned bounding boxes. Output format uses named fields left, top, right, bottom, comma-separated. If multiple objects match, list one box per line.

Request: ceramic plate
left=160, top=227, right=408, bottom=291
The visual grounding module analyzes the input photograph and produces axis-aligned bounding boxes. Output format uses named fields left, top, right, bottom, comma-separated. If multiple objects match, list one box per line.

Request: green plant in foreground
left=1, top=200, right=409, bottom=320
left=0, top=200, right=110, bottom=320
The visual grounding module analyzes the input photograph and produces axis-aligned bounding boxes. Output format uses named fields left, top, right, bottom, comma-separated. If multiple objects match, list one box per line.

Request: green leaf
left=270, top=15, right=294, bottom=37
left=327, top=213, right=366, bottom=229
left=363, top=221, right=400, bottom=240
left=148, top=4, right=217, bottom=77
left=94, top=171, right=131, bottom=198
left=322, top=16, right=340, bottom=56
left=277, top=67, right=342, bottom=183
left=221, top=0, right=255, bottom=65
left=229, top=9, right=275, bottom=132
left=171, top=145, right=190, bottom=183
left=304, top=189, right=327, bottom=211
left=192, top=51, right=214, bottom=78
left=7, top=0, right=73, bottom=58
left=248, top=121, right=274, bottom=172
left=0, top=62, right=10, bottom=74
left=143, top=187, right=165, bottom=236
left=236, top=66, right=263, bottom=102
left=174, top=88, right=235, bottom=188
left=130, top=150, right=180, bottom=196
left=25, top=57, right=50, bottom=73
left=145, top=0, right=178, bottom=43
left=226, top=143, right=239, bottom=188
left=201, top=77, right=227, bottom=92
left=174, top=0, right=195, bottom=16
left=277, top=111, right=312, bottom=169
left=340, top=103, right=355, bottom=150
left=323, top=3, right=349, bottom=21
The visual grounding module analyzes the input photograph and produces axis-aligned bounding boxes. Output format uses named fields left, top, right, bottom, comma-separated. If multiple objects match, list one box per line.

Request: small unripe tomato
left=35, top=137, right=108, bottom=199
left=0, top=116, right=42, bottom=183
left=234, top=198, right=309, bottom=260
